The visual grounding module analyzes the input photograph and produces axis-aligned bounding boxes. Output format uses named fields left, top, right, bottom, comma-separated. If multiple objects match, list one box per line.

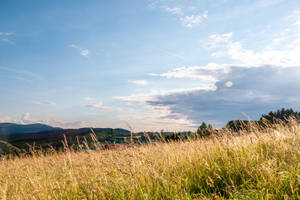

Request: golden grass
left=0, top=123, right=299, bottom=199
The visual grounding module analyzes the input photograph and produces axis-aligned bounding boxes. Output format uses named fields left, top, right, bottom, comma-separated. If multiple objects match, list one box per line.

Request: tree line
left=166, top=108, right=300, bottom=141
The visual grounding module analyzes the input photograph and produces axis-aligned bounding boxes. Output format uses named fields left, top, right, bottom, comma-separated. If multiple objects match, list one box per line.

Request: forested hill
left=0, top=123, right=61, bottom=135
left=0, top=125, right=132, bottom=153
left=0, top=123, right=178, bottom=154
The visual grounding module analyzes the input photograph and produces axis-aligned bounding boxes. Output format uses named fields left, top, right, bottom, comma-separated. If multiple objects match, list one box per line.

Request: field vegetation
left=0, top=120, right=299, bottom=199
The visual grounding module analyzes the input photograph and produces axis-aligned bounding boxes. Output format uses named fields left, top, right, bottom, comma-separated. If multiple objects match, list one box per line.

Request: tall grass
left=0, top=122, right=299, bottom=199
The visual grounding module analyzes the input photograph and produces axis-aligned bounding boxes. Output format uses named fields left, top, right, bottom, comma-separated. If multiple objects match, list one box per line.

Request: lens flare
left=225, top=81, right=233, bottom=87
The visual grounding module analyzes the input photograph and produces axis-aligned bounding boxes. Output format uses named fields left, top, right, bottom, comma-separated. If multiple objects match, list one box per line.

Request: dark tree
left=226, top=120, right=250, bottom=132
left=260, top=108, right=300, bottom=124
left=165, top=133, right=182, bottom=142
left=197, top=122, right=214, bottom=137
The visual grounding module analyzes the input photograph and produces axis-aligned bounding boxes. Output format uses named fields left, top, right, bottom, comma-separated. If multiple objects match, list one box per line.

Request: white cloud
left=0, top=32, right=14, bottom=44
left=115, top=106, right=197, bottom=131
left=114, top=93, right=155, bottom=105
left=114, top=94, right=198, bottom=131
left=114, top=86, right=216, bottom=105
left=150, top=1, right=208, bottom=28
left=20, top=113, right=32, bottom=124
left=85, top=101, right=126, bottom=112
left=128, top=80, right=149, bottom=86
left=210, top=32, right=233, bottom=42
left=181, top=11, right=208, bottom=28
left=80, top=49, right=89, bottom=57
left=86, top=101, right=103, bottom=109
left=207, top=32, right=233, bottom=49
left=70, top=44, right=90, bottom=57
left=207, top=24, right=300, bottom=67
left=1, top=38, right=14, bottom=44
left=0, top=32, right=14, bottom=36
left=35, top=101, right=56, bottom=105
left=227, top=41, right=300, bottom=67
left=148, top=63, right=230, bottom=82
left=162, top=6, right=184, bottom=15
left=202, top=11, right=300, bottom=67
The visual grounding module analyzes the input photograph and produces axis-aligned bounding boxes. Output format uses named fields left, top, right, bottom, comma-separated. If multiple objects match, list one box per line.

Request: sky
left=1, top=0, right=300, bottom=131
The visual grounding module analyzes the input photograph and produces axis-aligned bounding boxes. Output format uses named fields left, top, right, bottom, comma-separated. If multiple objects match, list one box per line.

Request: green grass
left=0, top=122, right=299, bottom=199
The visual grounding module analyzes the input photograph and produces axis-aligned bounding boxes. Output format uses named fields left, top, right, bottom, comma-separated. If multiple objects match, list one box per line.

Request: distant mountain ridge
left=0, top=123, right=61, bottom=135
left=0, top=123, right=133, bottom=154
left=0, top=123, right=182, bottom=155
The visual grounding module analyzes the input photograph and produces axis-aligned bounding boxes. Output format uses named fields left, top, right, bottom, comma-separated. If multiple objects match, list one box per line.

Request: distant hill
left=2, top=127, right=132, bottom=146
left=0, top=123, right=135, bottom=154
left=0, top=123, right=61, bottom=135
left=0, top=123, right=172, bottom=155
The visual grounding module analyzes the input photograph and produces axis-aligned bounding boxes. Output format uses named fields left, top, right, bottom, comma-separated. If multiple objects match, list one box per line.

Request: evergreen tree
left=261, top=108, right=300, bottom=124
left=226, top=120, right=250, bottom=131
left=197, top=122, right=213, bottom=137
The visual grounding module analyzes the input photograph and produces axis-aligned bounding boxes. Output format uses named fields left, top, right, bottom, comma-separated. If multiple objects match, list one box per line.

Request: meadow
left=0, top=122, right=299, bottom=200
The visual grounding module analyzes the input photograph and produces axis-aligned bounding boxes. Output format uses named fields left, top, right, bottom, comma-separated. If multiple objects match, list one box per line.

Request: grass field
left=0, top=122, right=299, bottom=199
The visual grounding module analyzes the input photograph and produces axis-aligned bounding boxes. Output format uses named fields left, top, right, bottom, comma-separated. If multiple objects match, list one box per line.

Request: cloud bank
left=147, top=66, right=300, bottom=126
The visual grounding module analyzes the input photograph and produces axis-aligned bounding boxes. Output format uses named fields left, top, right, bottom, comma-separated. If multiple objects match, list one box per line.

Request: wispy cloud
left=1, top=113, right=86, bottom=128
left=1, top=38, right=14, bottom=44
left=114, top=86, right=216, bottom=105
left=20, top=113, right=31, bottom=124
left=86, top=101, right=103, bottom=109
left=85, top=101, right=126, bottom=112
left=206, top=32, right=233, bottom=49
left=0, top=32, right=15, bottom=44
left=148, top=63, right=229, bottom=82
left=0, top=32, right=14, bottom=36
left=0, top=66, right=42, bottom=81
left=70, top=44, right=90, bottom=57
left=204, top=11, right=300, bottom=68
left=149, top=1, right=208, bottom=28
left=180, top=11, right=208, bottom=28
left=128, top=80, right=149, bottom=86
left=35, top=101, right=56, bottom=105
left=162, top=6, right=184, bottom=16
left=208, top=31, right=300, bottom=67
left=46, top=120, right=86, bottom=128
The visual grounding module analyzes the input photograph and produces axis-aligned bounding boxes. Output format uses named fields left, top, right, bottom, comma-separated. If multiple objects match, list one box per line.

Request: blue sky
left=1, top=0, right=300, bottom=131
